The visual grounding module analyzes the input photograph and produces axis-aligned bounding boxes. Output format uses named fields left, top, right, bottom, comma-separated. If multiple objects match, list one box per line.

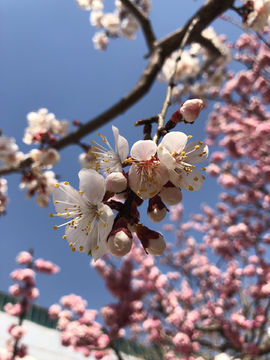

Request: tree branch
left=0, top=0, right=235, bottom=177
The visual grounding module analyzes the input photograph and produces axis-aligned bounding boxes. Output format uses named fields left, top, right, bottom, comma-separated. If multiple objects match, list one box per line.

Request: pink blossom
left=8, top=325, right=27, bottom=340
left=10, top=268, right=35, bottom=284
left=4, top=302, right=25, bottom=316
left=16, top=251, right=33, bottom=265
left=34, top=258, right=60, bottom=274
left=48, top=304, right=62, bottom=319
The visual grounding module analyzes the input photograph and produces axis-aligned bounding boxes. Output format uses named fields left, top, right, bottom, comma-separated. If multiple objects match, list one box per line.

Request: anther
left=49, top=213, right=54, bottom=217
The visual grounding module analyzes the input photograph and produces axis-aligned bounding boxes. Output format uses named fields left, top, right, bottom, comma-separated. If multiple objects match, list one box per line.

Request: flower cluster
left=0, top=135, right=24, bottom=169
left=2, top=251, right=60, bottom=360
left=20, top=169, right=58, bottom=208
left=75, top=0, right=151, bottom=51
left=51, top=124, right=208, bottom=261
left=23, top=108, right=69, bottom=145
left=159, top=27, right=231, bottom=102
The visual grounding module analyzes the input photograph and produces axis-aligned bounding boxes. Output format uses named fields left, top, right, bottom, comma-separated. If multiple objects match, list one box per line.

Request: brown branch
left=120, top=0, right=157, bottom=51
left=0, top=0, right=235, bottom=177
left=156, top=0, right=235, bottom=57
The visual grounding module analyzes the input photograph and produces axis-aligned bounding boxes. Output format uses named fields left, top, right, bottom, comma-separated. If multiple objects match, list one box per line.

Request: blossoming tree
left=2, top=0, right=270, bottom=359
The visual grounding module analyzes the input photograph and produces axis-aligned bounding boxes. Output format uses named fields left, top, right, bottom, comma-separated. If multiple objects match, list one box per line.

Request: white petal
left=131, top=140, right=157, bottom=161
left=169, top=168, right=204, bottom=191
left=97, top=203, right=114, bottom=242
left=160, top=132, right=187, bottom=154
left=157, top=144, right=176, bottom=170
left=53, top=184, right=84, bottom=217
left=128, top=163, right=169, bottom=200
left=112, top=126, right=129, bottom=163
left=92, top=234, right=107, bottom=262
left=65, top=217, right=93, bottom=252
left=79, top=168, right=106, bottom=205
left=184, top=141, right=209, bottom=164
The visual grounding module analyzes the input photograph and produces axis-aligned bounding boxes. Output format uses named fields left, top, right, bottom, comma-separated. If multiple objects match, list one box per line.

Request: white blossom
left=88, top=126, right=129, bottom=174
left=93, top=31, right=109, bottom=51
left=128, top=140, right=170, bottom=200
left=51, top=169, right=114, bottom=261
left=157, top=132, right=208, bottom=191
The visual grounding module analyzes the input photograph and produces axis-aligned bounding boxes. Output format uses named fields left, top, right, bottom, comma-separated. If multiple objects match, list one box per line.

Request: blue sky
left=0, top=0, right=243, bottom=312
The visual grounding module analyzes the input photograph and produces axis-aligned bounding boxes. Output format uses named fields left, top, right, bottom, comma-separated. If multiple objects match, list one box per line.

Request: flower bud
left=159, top=183, right=182, bottom=206
left=107, top=218, right=133, bottom=257
left=172, top=99, right=203, bottom=124
left=146, top=234, right=166, bottom=256
left=135, top=224, right=166, bottom=256
left=106, top=172, right=127, bottom=193
left=147, top=195, right=168, bottom=223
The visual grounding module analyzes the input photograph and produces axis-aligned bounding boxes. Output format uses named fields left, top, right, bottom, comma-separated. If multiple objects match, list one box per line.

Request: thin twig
left=152, top=18, right=199, bottom=144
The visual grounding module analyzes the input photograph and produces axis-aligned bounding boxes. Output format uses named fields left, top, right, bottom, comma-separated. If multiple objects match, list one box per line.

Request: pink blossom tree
left=2, top=0, right=270, bottom=359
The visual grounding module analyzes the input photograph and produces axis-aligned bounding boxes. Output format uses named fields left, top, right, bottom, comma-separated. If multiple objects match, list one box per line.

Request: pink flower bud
left=159, top=183, right=182, bottom=206
left=171, top=99, right=203, bottom=124
left=105, top=172, right=127, bottom=193
left=107, top=218, right=133, bottom=257
left=180, top=99, right=203, bottom=123
left=147, top=195, right=168, bottom=223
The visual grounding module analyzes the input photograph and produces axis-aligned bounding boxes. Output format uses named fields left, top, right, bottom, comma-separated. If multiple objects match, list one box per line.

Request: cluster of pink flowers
left=51, top=103, right=208, bottom=261
left=48, top=294, right=114, bottom=359
left=2, top=251, right=60, bottom=359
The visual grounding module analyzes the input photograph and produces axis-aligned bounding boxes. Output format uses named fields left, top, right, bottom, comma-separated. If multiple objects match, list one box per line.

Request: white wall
left=0, top=312, right=141, bottom=360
